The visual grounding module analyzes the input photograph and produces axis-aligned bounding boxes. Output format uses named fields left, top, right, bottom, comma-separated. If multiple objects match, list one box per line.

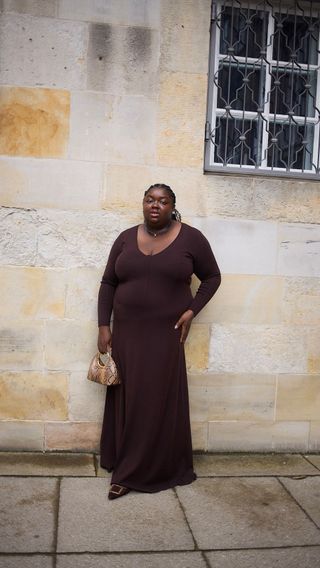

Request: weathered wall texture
left=0, top=0, right=319, bottom=453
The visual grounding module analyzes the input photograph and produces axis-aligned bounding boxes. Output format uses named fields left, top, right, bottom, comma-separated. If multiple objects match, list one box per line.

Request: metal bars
left=205, top=1, right=320, bottom=179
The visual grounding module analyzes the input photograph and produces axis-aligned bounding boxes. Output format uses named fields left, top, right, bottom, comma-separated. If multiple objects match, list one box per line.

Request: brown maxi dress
left=98, top=222, right=221, bottom=493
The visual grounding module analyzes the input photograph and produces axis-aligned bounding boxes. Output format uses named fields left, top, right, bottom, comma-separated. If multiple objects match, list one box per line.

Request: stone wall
left=0, top=0, right=319, bottom=453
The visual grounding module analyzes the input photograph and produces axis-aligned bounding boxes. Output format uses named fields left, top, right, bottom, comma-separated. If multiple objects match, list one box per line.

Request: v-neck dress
left=98, top=223, right=221, bottom=492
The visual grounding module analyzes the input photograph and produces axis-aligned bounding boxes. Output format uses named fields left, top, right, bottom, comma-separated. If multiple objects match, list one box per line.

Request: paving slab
left=306, top=455, right=320, bottom=471
left=0, top=452, right=95, bottom=476
left=176, top=477, right=320, bottom=549
left=57, top=478, right=194, bottom=552
left=280, top=476, right=320, bottom=527
left=194, top=453, right=319, bottom=477
left=0, top=556, right=54, bottom=568
left=205, top=547, right=320, bottom=568
left=0, top=478, right=58, bottom=552
left=56, top=552, right=207, bottom=568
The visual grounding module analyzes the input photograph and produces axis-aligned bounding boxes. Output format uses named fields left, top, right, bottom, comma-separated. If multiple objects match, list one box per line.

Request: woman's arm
left=97, top=234, right=124, bottom=352
left=189, top=229, right=221, bottom=317
left=174, top=228, right=221, bottom=343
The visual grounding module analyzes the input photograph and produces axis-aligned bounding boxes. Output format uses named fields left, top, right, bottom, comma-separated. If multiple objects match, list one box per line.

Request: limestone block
left=0, top=321, right=44, bottom=370
left=102, top=164, right=202, bottom=217
left=189, top=373, right=276, bottom=422
left=68, top=91, right=112, bottom=162
left=306, top=328, right=320, bottom=374
left=58, top=0, right=160, bottom=28
left=0, top=420, right=44, bottom=450
left=208, top=421, right=310, bottom=452
left=161, top=0, right=211, bottom=30
left=0, top=207, right=38, bottom=266
left=202, top=175, right=255, bottom=218
left=209, top=324, right=307, bottom=374
left=0, top=157, right=103, bottom=210
left=185, top=324, right=209, bottom=372
left=160, top=21, right=209, bottom=74
left=0, top=87, right=69, bottom=158
left=68, top=372, right=105, bottom=421
left=65, top=267, right=101, bottom=321
left=191, top=421, right=207, bottom=451
left=309, top=422, right=320, bottom=451
left=1, top=208, right=119, bottom=268
left=103, top=95, right=157, bottom=165
left=157, top=72, right=207, bottom=167
left=36, top=210, right=120, bottom=268
left=194, top=274, right=284, bottom=325
left=45, top=421, right=101, bottom=451
left=276, top=375, right=320, bottom=421
left=0, top=267, right=65, bottom=319
left=0, top=13, right=87, bottom=89
left=0, top=372, right=68, bottom=420
left=278, top=223, right=320, bottom=277
left=1, top=0, right=57, bottom=17
left=45, top=321, right=97, bottom=371
left=70, top=94, right=157, bottom=165
left=281, top=276, right=320, bottom=325
left=253, top=178, right=320, bottom=224
left=87, top=23, right=160, bottom=96
left=192, top=217, right=278, bottom=275
left=0, top=452, right=95, bottom=477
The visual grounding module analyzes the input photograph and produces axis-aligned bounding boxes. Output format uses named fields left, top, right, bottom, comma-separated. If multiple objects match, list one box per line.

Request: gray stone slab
left=0, top=478, right=58, bottom=552
left=0, top=556, right=54, bottom=568
left=56, top=552, right=206, bottom=568
left=0, top=452, right=96, bottom=476
left=280, top=476, right=320, bottom=527
left=57, top=478, right=193, bottom=552
left=0, top=13, right=87, bottom=90
left=176, top=478, right=320, bottom=549
left=306, top=455, right=320, bottom=470
left=205, top=547, right=320, bottom=568
left=194, top=453, right=319, bottom=477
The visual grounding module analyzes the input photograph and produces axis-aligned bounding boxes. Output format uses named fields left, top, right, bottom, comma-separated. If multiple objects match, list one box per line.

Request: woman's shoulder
left=181, top=222, right=208, bottom=241
left=115, top=225, right=139, bottom=240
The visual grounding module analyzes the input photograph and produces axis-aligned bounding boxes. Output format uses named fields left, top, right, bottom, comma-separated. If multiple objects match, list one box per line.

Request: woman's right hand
left=98, top=325, right=112, bottom=353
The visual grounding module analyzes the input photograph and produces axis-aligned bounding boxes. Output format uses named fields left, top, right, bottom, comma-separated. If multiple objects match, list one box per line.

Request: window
left=205, top=1, right=320, bottom=179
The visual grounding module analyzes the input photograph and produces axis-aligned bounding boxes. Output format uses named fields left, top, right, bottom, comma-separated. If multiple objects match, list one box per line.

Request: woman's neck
left=144, top=220, right=173, bottom=237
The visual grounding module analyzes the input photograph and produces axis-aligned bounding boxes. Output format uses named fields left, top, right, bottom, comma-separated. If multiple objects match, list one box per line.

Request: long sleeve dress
left=98, top=222, right=221, bottom=493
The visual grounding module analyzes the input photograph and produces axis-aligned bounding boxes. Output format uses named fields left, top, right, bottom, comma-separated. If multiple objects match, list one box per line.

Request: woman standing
left=98, top=184, right=221, bottom=499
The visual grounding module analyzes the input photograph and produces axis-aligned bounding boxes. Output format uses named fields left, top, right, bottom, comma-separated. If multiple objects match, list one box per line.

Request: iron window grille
left=205, top=1, right=320, bottom=179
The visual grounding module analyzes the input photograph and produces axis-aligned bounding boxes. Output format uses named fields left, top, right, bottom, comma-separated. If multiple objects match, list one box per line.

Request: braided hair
left=144, top=183, right=182, bottom=222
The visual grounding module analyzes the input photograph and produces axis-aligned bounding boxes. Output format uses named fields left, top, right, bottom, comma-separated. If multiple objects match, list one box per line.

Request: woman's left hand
left=174, top=309, right=194, bottom=343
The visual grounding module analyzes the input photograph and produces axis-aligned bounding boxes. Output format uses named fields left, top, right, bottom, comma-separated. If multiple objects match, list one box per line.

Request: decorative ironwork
left=205, top=1, right=320, bottom=178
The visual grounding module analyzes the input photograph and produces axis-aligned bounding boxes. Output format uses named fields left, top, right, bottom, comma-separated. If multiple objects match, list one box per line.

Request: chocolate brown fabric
left=98, top=223, right=221, bottom=492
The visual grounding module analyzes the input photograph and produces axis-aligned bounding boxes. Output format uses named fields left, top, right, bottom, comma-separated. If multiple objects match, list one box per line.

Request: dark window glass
left=270, top=68, right=317, bottom=117
left=267, top=123, right=314, bottom=170
left=272, top=13, right=319, bottom=65
left=214, top=117, right=262, bottom=166
left=216, top=63, right=265, bottom=111
left=219, top=6, right=268, bottom=58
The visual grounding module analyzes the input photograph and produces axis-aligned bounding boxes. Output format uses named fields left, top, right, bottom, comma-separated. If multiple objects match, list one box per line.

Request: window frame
left=204, top=0, right=320, bottom=180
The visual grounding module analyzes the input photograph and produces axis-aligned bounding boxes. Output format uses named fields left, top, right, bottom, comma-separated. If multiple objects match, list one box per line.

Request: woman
left=97, top=183, right=221, bottom=499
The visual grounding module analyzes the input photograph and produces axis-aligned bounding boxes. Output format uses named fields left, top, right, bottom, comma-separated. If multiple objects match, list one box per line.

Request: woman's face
left=143, top=187, right=173, bottom=226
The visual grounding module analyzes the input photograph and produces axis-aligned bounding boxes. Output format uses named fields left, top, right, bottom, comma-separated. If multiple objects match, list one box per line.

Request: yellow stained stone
left=185, top=324, right=209, bottom=372
left=0, top=86, right=70, bottom=158
left=0, top=372, right=68, bottom=420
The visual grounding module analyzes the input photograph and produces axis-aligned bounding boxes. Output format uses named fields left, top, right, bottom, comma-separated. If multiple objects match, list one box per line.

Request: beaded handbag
left=87, top=352, right=120, bottom=386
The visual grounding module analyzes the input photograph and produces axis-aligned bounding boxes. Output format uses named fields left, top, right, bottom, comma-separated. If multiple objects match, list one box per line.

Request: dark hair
left=144, top=183, right=182, bottom=221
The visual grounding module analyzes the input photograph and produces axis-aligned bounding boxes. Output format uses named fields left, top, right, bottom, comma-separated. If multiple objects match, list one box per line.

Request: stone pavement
left=0, top=453, right=320, bottom=568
